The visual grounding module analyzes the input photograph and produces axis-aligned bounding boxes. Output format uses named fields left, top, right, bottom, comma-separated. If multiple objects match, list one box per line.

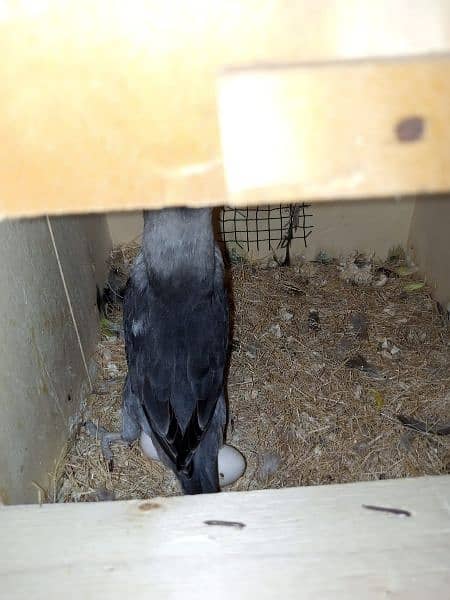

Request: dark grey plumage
left=120, top=207, right=229, bottom=494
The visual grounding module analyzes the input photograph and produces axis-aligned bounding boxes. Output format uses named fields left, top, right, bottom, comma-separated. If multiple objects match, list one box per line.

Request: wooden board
left=1, top=475, right=450, bottom=599
left=218, top=55, right=450, bottom=205
left=0, top=1, right=449, bottom=218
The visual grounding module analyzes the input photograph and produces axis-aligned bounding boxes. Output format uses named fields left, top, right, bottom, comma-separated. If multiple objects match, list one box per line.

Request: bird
left=99, top=207, right=229, bottom=495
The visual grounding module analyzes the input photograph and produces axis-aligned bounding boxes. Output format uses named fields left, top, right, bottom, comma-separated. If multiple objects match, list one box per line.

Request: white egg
left=140, top=431, right=159, bottom=460
left=140, top=432, right=245, bottom=487
left=218, top=444, right=246, bottom=487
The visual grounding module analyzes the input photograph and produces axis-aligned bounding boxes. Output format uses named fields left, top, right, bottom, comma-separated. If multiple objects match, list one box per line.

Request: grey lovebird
left=99, top=207, right=230, bottom=494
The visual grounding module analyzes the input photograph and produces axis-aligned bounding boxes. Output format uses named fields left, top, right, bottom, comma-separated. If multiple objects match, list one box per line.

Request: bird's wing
left=124, top=261, right=228, bottom=475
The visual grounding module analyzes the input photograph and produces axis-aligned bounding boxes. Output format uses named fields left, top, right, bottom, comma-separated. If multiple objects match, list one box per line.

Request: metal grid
left=220, top=203, right=313, bottom=255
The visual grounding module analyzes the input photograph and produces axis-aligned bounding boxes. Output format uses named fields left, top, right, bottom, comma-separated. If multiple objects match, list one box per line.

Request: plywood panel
left=49, top=216, right=104, bottom=356
left=218, top=56, right=450, bottom=204
left=409, top=194, right=450, bottom=306
left=1, top=475, right=449, bottom=598
left=0, top=219, right=89, bottom=504
left=0, top=1, right=449, bottom=218
left=0, top=214, right=110, bottom=504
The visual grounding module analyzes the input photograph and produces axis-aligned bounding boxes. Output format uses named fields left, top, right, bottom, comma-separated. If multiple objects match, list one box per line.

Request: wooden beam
left=218, top=55, right=450, bottom=205
left=1, top=475, right=450, bottom=599
left=0, top=2, right=449, bottom=218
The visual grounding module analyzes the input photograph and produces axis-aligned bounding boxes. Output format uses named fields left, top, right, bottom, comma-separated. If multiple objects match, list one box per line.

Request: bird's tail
left=177, top=392, right=226, bottom=495
left=177, top=433, right=221, bottom=495
left=178, top=471, right=220, bottom=495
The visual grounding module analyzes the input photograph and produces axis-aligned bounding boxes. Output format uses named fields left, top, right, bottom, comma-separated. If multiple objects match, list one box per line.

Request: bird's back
left=123, top=211, right=228, bottom=490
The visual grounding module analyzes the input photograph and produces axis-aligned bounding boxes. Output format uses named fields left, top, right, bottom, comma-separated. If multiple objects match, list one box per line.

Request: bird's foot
left=84, top=421, right=130, bottom=471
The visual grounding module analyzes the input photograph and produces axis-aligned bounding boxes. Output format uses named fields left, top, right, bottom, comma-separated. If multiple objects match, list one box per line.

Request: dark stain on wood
left=204, top=519, right=246, bottom=529
left=395, top=116, right=425, bottom=142
left=139, top=501, right=161, bottom=511
left=362, top=504, right=411, bottom=517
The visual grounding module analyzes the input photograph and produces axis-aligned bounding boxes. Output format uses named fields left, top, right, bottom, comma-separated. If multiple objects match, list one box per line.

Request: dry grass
left=56, top=249, right=450, bottom=502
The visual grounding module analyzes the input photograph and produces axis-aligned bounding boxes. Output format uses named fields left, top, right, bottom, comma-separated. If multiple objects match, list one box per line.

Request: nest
left=55, top=248, right=450, bottom=502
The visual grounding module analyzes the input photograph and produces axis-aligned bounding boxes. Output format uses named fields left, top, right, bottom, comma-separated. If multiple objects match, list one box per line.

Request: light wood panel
left=218, top=55, right=450, bottom=205
left=1, top=475, right=449, bottom=599
left=0, top=1, right=449, bottom=218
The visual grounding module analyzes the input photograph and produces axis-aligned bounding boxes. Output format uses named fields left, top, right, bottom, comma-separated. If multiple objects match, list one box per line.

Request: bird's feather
left=124, top=245, right=228, bottom=476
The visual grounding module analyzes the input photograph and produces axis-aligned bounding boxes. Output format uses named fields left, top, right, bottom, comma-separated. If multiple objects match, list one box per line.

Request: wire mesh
left=220, top=203, right=313, bottom=253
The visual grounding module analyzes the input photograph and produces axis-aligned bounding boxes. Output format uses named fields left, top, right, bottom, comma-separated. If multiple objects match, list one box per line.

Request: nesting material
left=338, top=251, right=374, bottom=285
left=55, top=250, right=450, bottom=502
